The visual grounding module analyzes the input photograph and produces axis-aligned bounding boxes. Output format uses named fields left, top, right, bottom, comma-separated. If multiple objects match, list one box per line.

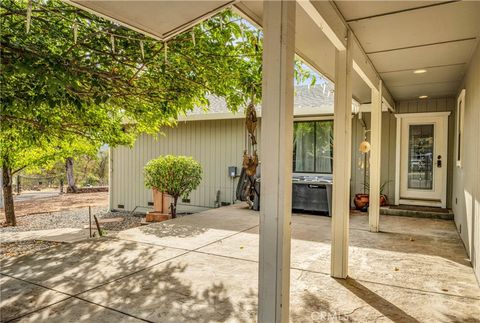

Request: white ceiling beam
left=298, top=0, right=396, bottom=109
left=298, top=0, right=347, bottom=51
left=353, top=61, right=377, bottom=90
left=382, top=83, right=395, bottom=111
left=359, top=103, right=389, bottom=113
left=352, top=40, right=395, bottom=110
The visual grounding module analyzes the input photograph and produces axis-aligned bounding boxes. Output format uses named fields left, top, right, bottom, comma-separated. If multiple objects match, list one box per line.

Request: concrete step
left=380, top=205, right=454, bottom=220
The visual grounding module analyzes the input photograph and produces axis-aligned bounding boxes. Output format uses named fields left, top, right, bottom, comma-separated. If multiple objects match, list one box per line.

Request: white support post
left=369, top=81, right=383, bottom=232
left=258, top=1, right=295, bottom=322
left=331, top=31, right=353, bottom=279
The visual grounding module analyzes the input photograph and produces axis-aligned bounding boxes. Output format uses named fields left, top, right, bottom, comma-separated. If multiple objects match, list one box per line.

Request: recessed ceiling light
left=419, top=95, right=428, bottom=99
left=414, top=69, right=427, bottom=74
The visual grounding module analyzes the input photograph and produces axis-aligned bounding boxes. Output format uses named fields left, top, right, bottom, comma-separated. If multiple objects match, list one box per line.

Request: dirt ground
left=0, top=192, right=109, bottom=219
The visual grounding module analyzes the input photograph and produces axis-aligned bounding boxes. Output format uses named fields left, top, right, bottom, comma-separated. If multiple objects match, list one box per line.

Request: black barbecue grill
left=292, top=175, right=332, bottom=215
left=251, top=174, right=332, bottom=215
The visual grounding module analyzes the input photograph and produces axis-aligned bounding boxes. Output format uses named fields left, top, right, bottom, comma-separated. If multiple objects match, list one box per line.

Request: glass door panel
left=407, top=124, right=434, bottom=190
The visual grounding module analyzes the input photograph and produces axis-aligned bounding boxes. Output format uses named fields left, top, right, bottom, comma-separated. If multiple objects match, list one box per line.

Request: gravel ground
left=0, top=208, right=146, bottom=259
left=0, top=207, right=144, bottom=233
left=0, top=240, right=65, bottom=259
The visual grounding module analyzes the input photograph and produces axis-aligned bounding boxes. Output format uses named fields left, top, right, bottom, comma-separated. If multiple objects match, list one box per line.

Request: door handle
left=437, top=155, right=442, bottom=168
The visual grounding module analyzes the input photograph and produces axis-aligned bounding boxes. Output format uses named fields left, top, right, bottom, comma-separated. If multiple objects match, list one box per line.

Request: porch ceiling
left=67, top=1, right=480, bottom=103
left=334, top=0, right=480, bottom=100
left=66, top=1, right=235, bottom=41
left=224, top=1, right=374, bottom=104
left=67, top=0, right=373, bottom=104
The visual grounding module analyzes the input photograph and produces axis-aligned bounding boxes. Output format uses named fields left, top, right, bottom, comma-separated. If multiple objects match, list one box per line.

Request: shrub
left=144, top=155, right=202, bottom=217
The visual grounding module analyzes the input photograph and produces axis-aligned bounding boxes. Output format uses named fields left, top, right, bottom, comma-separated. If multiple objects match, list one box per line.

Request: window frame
left=456, top=89, right=465, bottom=168
left=292, top=119, right=334, bottom=174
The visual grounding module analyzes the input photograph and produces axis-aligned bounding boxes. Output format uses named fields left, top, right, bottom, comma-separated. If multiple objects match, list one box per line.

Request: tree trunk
left=2, top=165, right=16, bottom=226
left=171, top=195, right=178, bottom=218
left=65, top=157, right=77, bottom=193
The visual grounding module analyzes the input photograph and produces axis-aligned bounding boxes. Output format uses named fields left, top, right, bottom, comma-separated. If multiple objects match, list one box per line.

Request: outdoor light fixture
left=419, top=95, right=429, bottom=99
left=414, top=69, right=427, bottom=74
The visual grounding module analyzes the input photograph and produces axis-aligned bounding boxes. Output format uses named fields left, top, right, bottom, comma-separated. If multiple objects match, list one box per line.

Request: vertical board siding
left=350, top=97, right=455, bottom=208
left=351, top=115, right=368, bottom=201
left=113, top=98, right=456, bottom=213
left=111, top=119, right=258, bottom=212
left=350, top=112, right=396, bottom=205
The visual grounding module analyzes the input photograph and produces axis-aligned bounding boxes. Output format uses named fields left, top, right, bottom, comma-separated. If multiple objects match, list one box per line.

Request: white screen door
left=398, top=113, right=449, bottom=207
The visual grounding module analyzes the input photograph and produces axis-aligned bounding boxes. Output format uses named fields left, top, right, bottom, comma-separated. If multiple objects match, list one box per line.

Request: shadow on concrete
left=0, top=238, right=257, bottom=322
left=75, top=262, right=238, bottom=322
left=0, top=238, right=179, bottom=289
left=139, top=223, right=209, bottom=239
left=236, top=288, right=258, bottom=323
left=353, top=230, right=472, bottom=267
left=442, top=314, right=480, bottom=323
left=291, top=290, right=353, bottom=322
left=336, top=278, right=420, bottom=323
left=292, top=212, right=469, bottom=267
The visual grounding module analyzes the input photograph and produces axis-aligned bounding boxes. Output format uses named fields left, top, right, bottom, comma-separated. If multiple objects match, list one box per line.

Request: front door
left=397, top=113, right=449, bottom=207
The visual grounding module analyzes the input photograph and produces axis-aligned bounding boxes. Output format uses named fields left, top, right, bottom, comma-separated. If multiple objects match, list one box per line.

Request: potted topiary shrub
left=144, top=155, right=202, bottom=218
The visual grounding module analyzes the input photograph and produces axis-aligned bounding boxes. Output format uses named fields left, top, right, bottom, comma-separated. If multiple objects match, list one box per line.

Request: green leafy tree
left=0, top=0, right=257, bottom=225
left=144, top=155, right=202, bottom=218
left=0, top=0, right=314, bottom=225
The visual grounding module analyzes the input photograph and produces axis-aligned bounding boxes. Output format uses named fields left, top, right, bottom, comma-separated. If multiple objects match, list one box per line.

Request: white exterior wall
left=110, top=118, right=260, bottom=212
left=452, top=42, right=480, bottom=281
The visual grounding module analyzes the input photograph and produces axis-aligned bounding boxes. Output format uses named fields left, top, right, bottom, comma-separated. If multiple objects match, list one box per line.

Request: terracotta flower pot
left=152, top=188, right=163, bottom=212
left=354, top=194, right=369, bottom=210
left=380, top=194, right=388, bottom=206
left=354, top=193, right=388, bottom=210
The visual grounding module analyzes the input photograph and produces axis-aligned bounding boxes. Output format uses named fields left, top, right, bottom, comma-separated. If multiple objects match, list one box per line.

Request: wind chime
left=238, top=31, right=262, bottom=208
left=243, top=100, right=258, bottom=176
left=239, top=93, right=259, bottom=208
left=359, top=118, right=371, bottom=193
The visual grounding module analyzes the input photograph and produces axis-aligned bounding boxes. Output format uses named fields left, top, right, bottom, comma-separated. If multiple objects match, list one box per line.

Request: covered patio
left=2, top=205, right=479, bottom=322
left=3, top=0, right=478, bottom=321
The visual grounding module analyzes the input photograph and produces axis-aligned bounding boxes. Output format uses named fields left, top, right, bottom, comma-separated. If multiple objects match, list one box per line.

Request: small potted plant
left=354, top=181, right=390, bottom=211
left=144, top=155, right=202, bottom=219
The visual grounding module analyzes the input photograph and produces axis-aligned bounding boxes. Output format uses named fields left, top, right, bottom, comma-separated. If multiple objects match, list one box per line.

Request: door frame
left=394, top=112, right=450, bottom=208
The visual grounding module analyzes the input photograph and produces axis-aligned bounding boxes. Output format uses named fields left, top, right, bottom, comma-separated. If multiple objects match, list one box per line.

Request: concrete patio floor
left=1, top=204, right=479, bottom=322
